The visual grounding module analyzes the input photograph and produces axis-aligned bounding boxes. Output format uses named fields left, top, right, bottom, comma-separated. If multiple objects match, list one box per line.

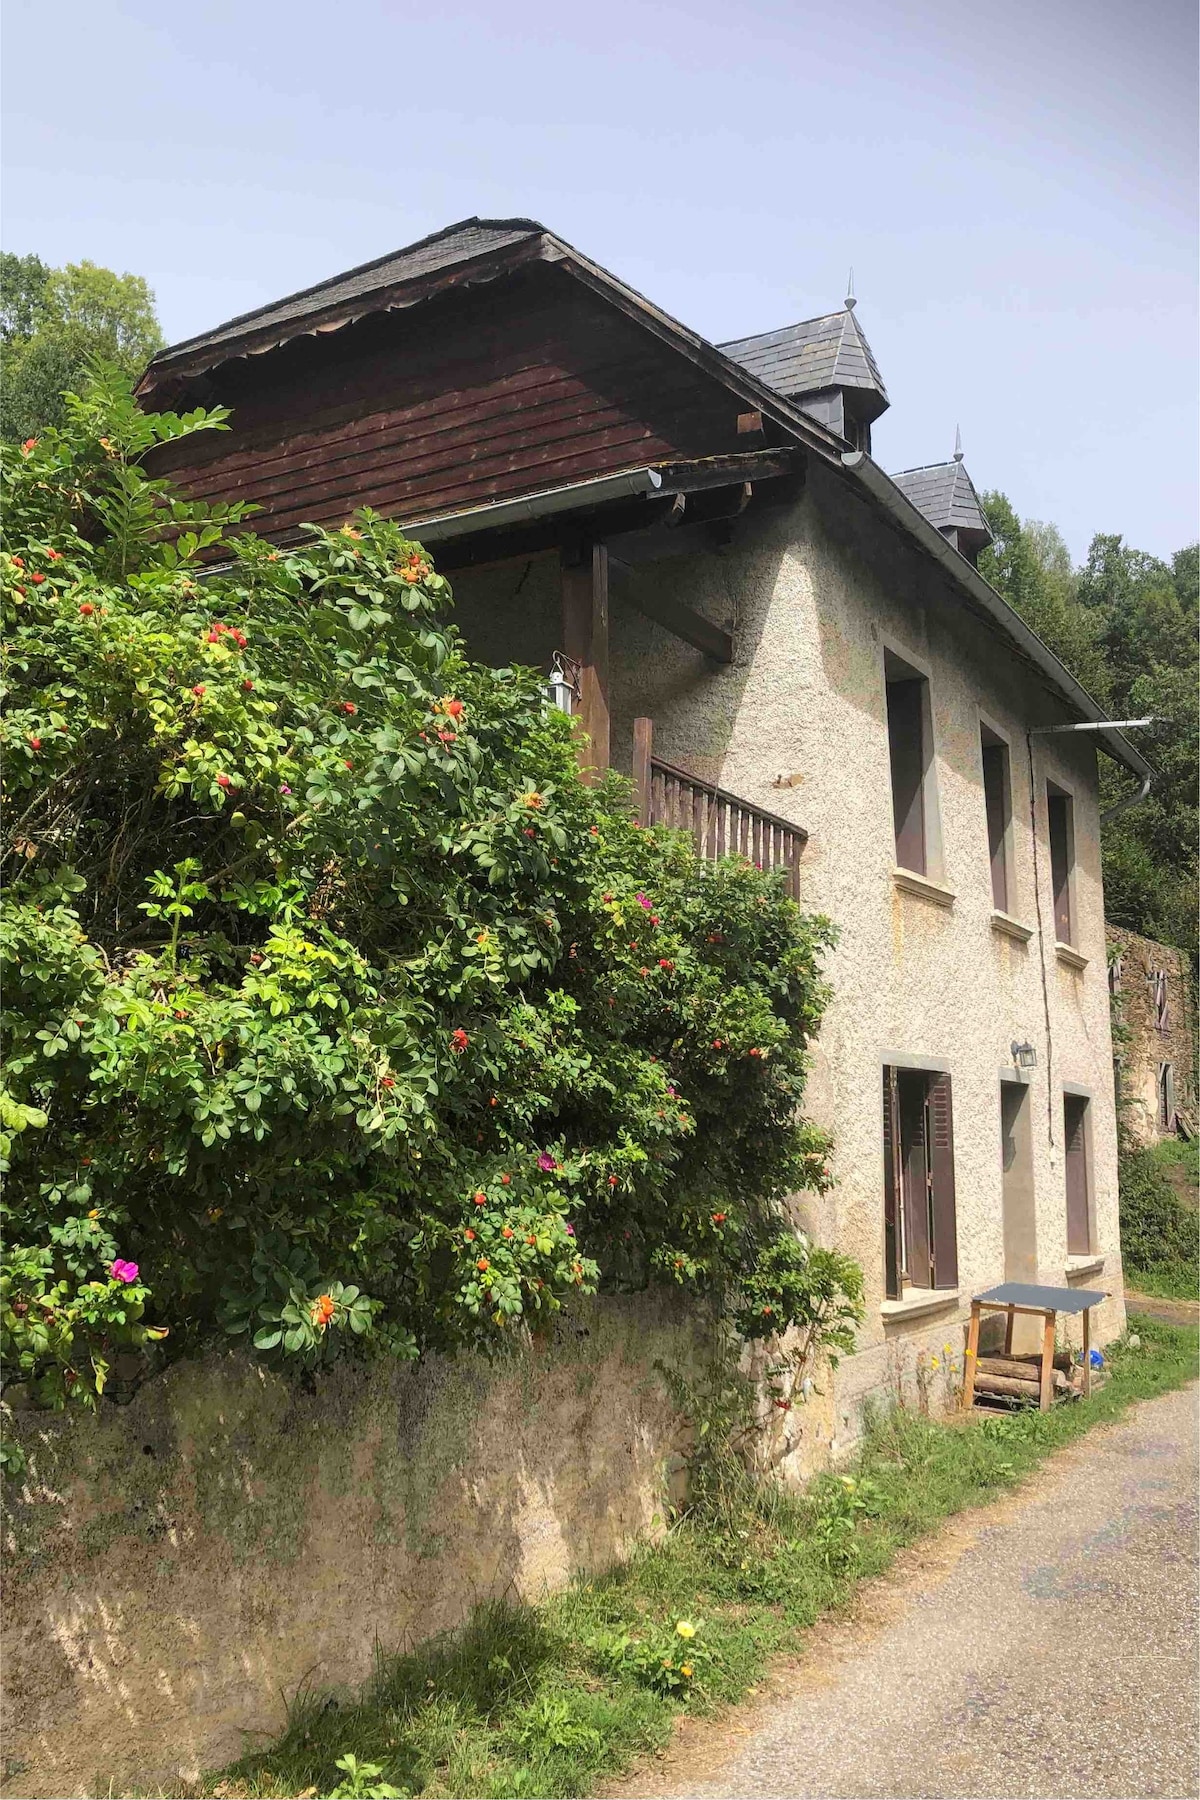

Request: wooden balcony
left=632, top=718, right=807, bottom=898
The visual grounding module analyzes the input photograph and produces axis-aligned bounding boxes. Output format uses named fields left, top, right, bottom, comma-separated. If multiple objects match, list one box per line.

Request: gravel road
left=610, top=1382, right=1199, bottom=1800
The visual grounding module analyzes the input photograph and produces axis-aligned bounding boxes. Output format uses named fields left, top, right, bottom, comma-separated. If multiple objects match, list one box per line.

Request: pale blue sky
left=4, top=0, right=1196, bottom=559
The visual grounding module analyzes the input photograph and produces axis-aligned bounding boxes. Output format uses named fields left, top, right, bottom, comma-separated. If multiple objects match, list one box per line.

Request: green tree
left=980, top=492, right=1195, bottom=955
left=1077, top=535, right=1198, bottom=952
left=0, top=368, right=857, bottom=1418
left=977, top=491, right=1110, bottom=700
left=0, top=255, right=164, bottom=444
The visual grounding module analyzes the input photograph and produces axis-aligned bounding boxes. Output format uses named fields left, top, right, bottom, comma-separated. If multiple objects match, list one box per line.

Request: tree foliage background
left=980, top=494, right=1197, bottom=956
left=0, top=371, right=860, bottom=1422
left=0, top=253, right=164, bottom=446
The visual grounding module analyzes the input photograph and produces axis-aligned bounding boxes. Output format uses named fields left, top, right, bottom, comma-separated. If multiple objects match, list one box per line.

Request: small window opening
left=1064, top=1093, right=1091, bottom=1256
left=886, top=653, right=935, bottom=876
left=1159, top=1062, right=1176, bottom=1131
left=981, top=726, right=1012, bottom=913
left=1047, top=783, right=1075, bottom=945
left=1152, top=970, right=1169, bottom=1031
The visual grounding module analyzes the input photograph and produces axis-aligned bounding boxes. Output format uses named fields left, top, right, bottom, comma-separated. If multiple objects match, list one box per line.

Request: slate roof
left=145, top=218, right=545, bottom=371
left=890, top=458, right=992, bottom=541
left=719, top=306, right=889, bottom=412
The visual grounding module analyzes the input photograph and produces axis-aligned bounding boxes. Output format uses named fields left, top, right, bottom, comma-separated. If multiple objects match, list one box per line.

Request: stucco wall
left=449, top=549, right=561, bottom=672
left=2, top=1296, right=707, bottom=1798
left=1108, top=923, right=1197, bottom=1145
left=608, top=459, right=1127, bottom=1434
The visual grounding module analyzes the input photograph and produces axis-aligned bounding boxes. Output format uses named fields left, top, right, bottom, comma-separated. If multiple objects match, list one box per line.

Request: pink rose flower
left=536, top=1153, right=557, bottom=1172
left=110, top=1259, right=139, bottom=1284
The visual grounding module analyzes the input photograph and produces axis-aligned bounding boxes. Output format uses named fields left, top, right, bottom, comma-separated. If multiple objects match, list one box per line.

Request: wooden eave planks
left=155, top=271, right=754, bottom=542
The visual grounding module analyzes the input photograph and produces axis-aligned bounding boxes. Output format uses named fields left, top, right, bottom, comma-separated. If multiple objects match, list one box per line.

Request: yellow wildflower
left=675, top=1620, right=697, bottom=1640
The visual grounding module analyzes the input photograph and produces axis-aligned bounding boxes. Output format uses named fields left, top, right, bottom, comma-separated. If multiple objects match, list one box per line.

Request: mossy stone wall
left=2, top=1294, right=700, bottom=1797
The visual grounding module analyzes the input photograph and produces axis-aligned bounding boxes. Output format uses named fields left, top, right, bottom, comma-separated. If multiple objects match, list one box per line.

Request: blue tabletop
left=973, top=1282, right=1108, bottom=1315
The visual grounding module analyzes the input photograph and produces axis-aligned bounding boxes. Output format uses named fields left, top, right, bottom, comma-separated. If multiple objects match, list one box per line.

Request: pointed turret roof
left=719, top=301, right=889, bottom=418
left=890, top=456, right=990, bottom=542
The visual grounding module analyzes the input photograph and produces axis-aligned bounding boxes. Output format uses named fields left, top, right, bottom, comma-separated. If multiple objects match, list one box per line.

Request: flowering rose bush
left=1, top=368, right=856, bottom=1418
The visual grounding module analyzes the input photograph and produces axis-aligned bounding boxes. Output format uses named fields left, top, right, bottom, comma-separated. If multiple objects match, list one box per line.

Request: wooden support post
left=632, top=717, right=653, bottom=824
left=1081, top=1306, right=1092, bottom=1399
left=963, top=1302, right=981, bottom=1410
left=1039, top=1310, right=1057, bottom=1411
left=561, top=543, right=609, bottom=782
left=1004, top=1305, right=1015, bottom=1357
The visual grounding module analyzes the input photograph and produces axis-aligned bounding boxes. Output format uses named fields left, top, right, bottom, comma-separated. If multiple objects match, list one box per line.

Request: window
left=1000, top=1081, right=1037, bottom=1283
left=1063, top=1093, right=1091, bottom=1256
left=1152, top=969, right=1169, bottom=1031
left=886, top=653, right=936, bottom=875
left=1046, top=783, right=1075, bottom=944
left=1159, top=1062, right=1176, bottom=1131
left=980, top=726, right=1012, bottom=912
left=883, top=1066, right=958, bottom=1298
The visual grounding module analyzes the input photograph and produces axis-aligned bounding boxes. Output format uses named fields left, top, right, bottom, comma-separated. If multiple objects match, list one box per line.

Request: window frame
left=882, top=1061, right=958, bottom=1298
left=883, top=644, right=943, bottom=880
left=1159, top=1061, right=1176, bottom=1131
left=1046, top=779, right=1077, bottom=947
left=999, top=1077, right=1038, bottom=1284
left=1152, top=969, right=1169, bottom=1031
left=979, top=717, right=1015, bottom=914
left=1063, top=1089, right=1093, bottom=1257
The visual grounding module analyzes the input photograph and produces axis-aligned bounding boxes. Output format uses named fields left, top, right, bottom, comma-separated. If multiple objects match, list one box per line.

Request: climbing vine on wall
left=1, top=367, right=860, bottom=1422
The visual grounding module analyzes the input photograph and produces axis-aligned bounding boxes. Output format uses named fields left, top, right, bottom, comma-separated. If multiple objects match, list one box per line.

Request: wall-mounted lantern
left=1010, top=1040, right=1037, bottom=1070
left=547, top=651, right=581, bottom=716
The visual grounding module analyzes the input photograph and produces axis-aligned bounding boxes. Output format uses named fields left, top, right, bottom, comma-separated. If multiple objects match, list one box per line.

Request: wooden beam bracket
left=617, top=580, right=733, bottom=663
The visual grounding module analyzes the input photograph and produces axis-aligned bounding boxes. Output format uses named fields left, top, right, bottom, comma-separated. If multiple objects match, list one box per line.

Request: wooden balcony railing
left=632, top=717, right=807, bottom=897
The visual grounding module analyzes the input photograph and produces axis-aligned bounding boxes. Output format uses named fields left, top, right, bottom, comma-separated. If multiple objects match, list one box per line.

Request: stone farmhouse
left=1108, top=923, right=1197, bottom=1146
left=139, top=217, right=1155, bottom=1440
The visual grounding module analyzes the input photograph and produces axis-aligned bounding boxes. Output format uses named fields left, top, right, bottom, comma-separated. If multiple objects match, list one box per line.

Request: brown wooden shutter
left=899, top=1070, right=931, bottom=1287
left=1064, top=1094, right=1090, bottom=1255
left=882, top=1068, right=902, bottom=1299
left=927, top=1072, right=958, bottom=1288
left=887, top=679, right=926, bottom=873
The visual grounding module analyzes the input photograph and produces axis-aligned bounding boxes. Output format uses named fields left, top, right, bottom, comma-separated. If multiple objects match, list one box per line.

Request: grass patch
left=198, top=1315, right=1197, bottom=1800
left=1149, top=1134, right=1199, bottom=1189
left=1124, top=1261, right=1199, bottom=1300
left=1120, top=1135, right=1199, bottom=1302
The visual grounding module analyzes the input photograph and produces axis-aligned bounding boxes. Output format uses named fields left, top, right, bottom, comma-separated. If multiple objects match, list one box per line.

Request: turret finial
left=845, top=267, right=856, bottom=311
left=953, top=424, right=964, bottom=462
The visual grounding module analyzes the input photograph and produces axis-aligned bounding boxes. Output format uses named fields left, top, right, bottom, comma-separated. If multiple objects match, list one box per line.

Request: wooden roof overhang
left=411, top=448, right=806, bottom=668
left=137, top=221, right=846, bottom=470
left=143, top=219, right=1153, bottom=781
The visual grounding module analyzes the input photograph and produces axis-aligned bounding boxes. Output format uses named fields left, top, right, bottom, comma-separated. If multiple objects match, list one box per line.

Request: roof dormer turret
left=720, top=278, right=889, bottom=453
left=890, top=431, right=993, bottom=567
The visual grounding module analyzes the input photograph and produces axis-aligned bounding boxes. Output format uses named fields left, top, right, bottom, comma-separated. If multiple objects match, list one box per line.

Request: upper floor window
left=980, top=725, right=1013, bottom=912
left=1046, top=782, right=1075, bottom=945
left=1152, top=969, right=1169, bottom=1031
left=886, top=652, right=939, bottom=877
left=1159, top=1061, right=1176, bottom=1130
